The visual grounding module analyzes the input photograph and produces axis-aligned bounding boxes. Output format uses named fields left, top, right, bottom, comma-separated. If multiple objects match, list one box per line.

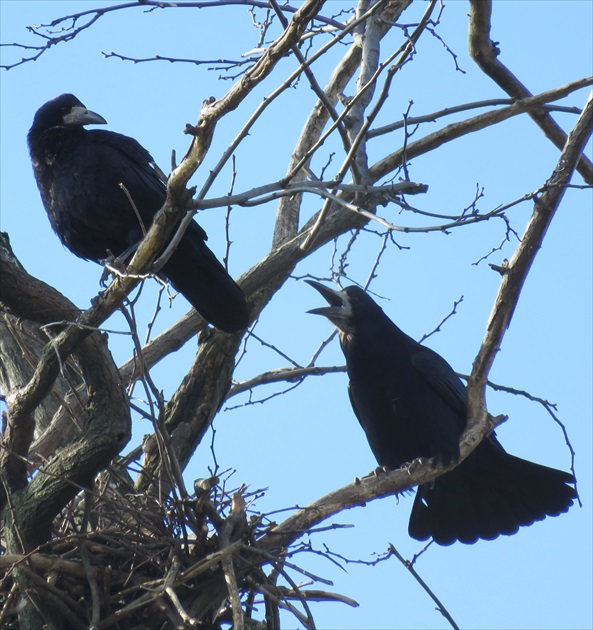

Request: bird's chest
left=346, top=343, right=457, bottom=468
left=347, top=352, right=420, bottom=463
left=35, top=148, right=151, bottom=260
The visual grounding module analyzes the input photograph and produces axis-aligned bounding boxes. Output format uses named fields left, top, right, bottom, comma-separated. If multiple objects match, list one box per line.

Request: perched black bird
left=28, top=94, right=249, bottom=333
left=307, top=281, right=576, bottom=545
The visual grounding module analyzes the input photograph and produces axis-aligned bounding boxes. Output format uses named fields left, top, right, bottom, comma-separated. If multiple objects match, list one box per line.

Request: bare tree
left=1, top=1, right=591, bottom=628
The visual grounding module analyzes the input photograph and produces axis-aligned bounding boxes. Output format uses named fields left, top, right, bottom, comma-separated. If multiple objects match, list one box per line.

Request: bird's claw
left=405, top=457, right=425, bottom=474
left=360, top=466, right=391, bottom=482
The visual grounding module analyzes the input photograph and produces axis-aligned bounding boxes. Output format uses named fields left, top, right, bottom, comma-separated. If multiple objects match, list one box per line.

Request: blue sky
left=1, top=1, right=592, bottom=628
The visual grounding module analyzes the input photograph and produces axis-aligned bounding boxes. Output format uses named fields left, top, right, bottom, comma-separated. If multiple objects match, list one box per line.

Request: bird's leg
left=117, top=241, right=141, bottom=264
left=100, top=243, right=141, bottom=286
left=404, top=457, right=426, bottom=475
left=359, top=465, right=391, bottom=482
left=100, top=249, right=120, bottom=286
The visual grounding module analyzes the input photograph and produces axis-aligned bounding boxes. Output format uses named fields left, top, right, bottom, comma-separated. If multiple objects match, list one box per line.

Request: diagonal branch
left=369, top=77, right=593, bottom=182
left=467, top=89, right=593, bottom=423
left=255, top=91, right=593, bottom=556
left=114, top=78, right=591, bottom=391
left=2, top=0, right=330, bottom=475
left=273, top=0, right=413, bottom=247
left=258, top=412, right=506, bottom=552
left=168, top=0, right=326, bottom=192
left=468, top=0, right=593, bottom=184
left=0, top=241, right=130, bottom=552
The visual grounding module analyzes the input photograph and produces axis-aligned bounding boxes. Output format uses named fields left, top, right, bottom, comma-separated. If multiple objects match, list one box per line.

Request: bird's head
left=305, top=280, right=357, bottom=336
left=30, top=94, right=107, bottom=134
left=307, top=280, right=392, bottom=340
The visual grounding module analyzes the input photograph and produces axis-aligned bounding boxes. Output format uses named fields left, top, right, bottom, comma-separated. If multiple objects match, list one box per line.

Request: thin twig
left=389, top=544, right=460, bottom=630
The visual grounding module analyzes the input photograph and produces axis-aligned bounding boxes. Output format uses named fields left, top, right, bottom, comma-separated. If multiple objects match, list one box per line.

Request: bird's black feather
left=28, top=94, right=249, bottom=332
left=307, top=281, right=576, bottom=545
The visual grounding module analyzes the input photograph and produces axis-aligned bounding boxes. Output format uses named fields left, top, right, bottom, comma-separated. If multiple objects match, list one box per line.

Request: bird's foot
left=100, top=250, right=129, bottom=285
left=360, top=465, right=391, bottom=482
left=405, top=457, right=426, bottom=474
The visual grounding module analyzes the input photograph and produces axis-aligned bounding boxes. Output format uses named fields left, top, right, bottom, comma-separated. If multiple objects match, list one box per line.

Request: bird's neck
left=339, top=315, right=411, bottom=355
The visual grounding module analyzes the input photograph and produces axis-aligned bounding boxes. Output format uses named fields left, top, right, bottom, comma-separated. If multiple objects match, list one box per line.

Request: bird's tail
left=163, top=232, right=249, bottom=333
left=408, top=441, right=576, bottom=545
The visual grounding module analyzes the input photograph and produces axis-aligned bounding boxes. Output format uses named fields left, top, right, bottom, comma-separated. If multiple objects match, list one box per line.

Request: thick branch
left=0, top=236, right=83, bottom=484
left=0, top=235, right=86, bottom=442
left=370, top=77, right=593, bottom=182
left=256, top=92, right=593, bottom=557
left=2, top=1, right=330, bottom=478
left=1, top=244, right=130, bottom=551
left=169, top=0, right=326, bottom=193
left=115, top=79, right=591, bottom=392
left=468, top=0, right=593, bottom=184
left=467, top=90, right=593, bottom=420
left=258, top=414, right=503, bottom=551
left=273, top=0, right=412, bottom=247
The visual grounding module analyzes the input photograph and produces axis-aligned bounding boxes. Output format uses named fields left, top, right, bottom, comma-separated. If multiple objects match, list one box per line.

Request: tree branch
left=258, top=412, right=506, bottom=551
left=1, top=247, right=130, bottom=548
left=273, top=0, right=413, bottom=247
left=467, top=89, right=593, bottom=421
left=369, top=77, right=593, bottom=182
left=468, top=0, right=593, bottom=184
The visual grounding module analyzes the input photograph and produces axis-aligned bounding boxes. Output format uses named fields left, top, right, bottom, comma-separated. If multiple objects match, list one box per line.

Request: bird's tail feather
left=163, top=236, right=249, bottom=333
left=408, top=442, right=576, bottom=545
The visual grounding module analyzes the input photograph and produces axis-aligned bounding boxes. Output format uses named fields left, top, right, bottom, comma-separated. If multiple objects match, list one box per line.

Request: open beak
left=63, top=105, right=107, bottom=126
left=306, top=279, right=348, bottom=318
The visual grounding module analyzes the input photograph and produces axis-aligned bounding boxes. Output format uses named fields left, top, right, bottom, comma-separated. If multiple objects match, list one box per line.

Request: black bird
left=307, top=281, right=576, bottom=545
left=28, top=94, right=249, bottom=333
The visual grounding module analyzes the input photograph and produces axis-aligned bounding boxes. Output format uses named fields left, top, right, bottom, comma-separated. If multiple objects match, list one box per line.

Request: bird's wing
left=90, top=129, right=157, bottom=170
left=89, top=130, right=208, bottom=241
left=89, top=130, right=167, bottom=209
left=411, top=347, right=508, bottom=454
left=347, top=381, right=363, bottom=424
left=411, top=347, right=467, bottom=413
